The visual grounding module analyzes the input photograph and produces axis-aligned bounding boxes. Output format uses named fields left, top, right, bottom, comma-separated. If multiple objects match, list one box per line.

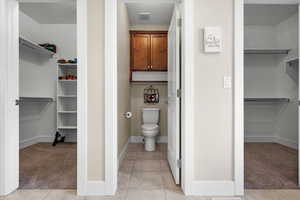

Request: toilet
left=142, top=108, right=160, bottom=152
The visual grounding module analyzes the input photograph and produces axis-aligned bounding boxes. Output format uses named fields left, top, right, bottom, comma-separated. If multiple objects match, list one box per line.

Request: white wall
left=244, top=13, right=298, bottom=149
left=193, top=0, right=233, bottom=181
left=19, top=11, right=76, bottom=148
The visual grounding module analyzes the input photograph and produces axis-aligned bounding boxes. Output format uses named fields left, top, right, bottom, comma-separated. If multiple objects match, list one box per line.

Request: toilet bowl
left=141, top=108, right=160, bottom=151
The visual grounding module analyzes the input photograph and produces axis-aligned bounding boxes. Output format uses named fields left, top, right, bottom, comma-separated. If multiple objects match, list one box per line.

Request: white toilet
left=142, top=108, right=160, bottom=152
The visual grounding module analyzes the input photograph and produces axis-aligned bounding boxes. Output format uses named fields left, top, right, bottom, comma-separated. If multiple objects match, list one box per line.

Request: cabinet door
left=131, top=34, right=150, bottom=71
left=150, top=34, right=168, bottom=71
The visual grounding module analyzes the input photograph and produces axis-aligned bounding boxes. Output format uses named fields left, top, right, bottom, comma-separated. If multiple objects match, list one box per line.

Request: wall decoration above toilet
left=144, top=85, right=159, bottom=104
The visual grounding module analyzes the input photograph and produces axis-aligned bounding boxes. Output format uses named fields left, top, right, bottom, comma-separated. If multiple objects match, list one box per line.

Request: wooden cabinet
left=130, top=31, right=168, bottom=71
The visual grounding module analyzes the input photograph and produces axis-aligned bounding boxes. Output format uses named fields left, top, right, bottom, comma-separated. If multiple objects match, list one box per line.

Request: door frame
left=105, top=0, right=196, bottom=195
left=234, top=0, right=300, bottom=195
left=0, top=0, right=88, bottom=196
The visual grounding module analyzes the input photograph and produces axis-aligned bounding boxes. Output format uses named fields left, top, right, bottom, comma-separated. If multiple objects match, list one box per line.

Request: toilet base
left=144, top=137, right=156, bottom=151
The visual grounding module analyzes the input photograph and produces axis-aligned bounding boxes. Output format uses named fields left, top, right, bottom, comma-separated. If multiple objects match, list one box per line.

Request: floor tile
left=160, top=160, right=171, bottom=172
left=133, top=160, right=161, bottom=172
left=127, top=144, right=144, bottom=152
left=129, top=172, right=164, bottom=190
left=125, top=152, right=138, bottom=160
left=165, top=190, right=187, bottom=200
left=125, top=189, right=165, bottom=200
left=136, top=152, right=163, bottom=160
left=161, top=172, right=181, bottom=191
left=43, top=190, right=84, bottom=200
left=4, top=190, right=50, bottom=200
left=157, top=144, right=167, bottom=152
left=118, top=171, right=131, bottom=190
left=119, top=160, right=134, bottom=173
left=85, top=189, right=127, bottom=200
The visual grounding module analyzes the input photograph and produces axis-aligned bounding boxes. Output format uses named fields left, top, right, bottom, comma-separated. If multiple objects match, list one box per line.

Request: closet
left=19, top=2, right=77, bottom=189
left=244, top=4, right=299, bottom=189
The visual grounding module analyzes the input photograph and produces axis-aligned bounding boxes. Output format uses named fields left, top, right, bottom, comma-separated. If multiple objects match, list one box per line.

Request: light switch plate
left=223, top=76, right=232, bottom=89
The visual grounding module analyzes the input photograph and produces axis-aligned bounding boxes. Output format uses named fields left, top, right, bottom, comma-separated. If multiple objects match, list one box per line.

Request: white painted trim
left=105, top=0, right=118, bottom=195
left=122, top=0, right=175, bottom=3
left=84, top=181, right=106, bottom=196
left=245, top=136, right=298, bottom=150
left=0, top=0, right=19, bottom=196
left=19, top=136, right=53, bottom=149
left=245, top=0, right=299, bottom=4
left=245, top=136, right=276, bottom=143
left=234, top=0, right=244, bottom=196
left=0, top=0, right=88, bottom=196
left=190, top=181, right=235, bottom=197
left=118, top=139, right=130, bottom=169
left=19, top=135, right=77, bottom=149
left=181, top=0, right=194, bottom=196
left=77, top=0, right=88, bottom=196
left=130, top=136, right=168, bottom=143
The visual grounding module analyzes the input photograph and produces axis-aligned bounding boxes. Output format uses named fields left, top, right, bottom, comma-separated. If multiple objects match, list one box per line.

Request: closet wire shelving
left=244, top=47, right=297, bottom=104
left=56, top=63, right=77, bottom=141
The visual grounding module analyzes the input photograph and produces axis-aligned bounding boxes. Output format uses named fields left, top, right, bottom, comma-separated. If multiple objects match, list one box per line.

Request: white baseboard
left=130, top=136, right=167, bottom=143
left=244, top=135, right=275, bottom=143
left=275, top=136, right=298, bottom=149
left=20, top=134, right=77, bottom=149
left=118, top=138, right=129, bottom=168
left=20, top=135, right=53, bottom=149
left=245, top=135, right=298, bottom=149
left=83, top=181, right=106, bottom=196
left=189, top=181, right=235, bottom=196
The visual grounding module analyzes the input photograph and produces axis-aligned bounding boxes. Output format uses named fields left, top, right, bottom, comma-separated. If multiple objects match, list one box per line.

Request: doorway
left=244, top=3, right=300, bottom=189
left=116, top=0, right=182, bottom=194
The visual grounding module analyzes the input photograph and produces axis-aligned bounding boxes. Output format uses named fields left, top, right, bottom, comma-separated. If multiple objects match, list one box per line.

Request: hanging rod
left=244, top=98, right=290, bottom=103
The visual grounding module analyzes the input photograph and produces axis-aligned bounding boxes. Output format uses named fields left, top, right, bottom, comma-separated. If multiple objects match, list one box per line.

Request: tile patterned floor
left=3, top=143, right=300, bottom=199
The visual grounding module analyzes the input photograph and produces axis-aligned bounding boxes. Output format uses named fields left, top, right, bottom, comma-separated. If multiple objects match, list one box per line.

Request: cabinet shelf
left=19, top=37, right=55, bottom=57
left=244, top=49, right=291, bottom=54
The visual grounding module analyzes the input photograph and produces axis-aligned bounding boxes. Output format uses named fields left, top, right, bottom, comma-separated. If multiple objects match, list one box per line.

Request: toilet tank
left=142, top=108, right=160, bottom=124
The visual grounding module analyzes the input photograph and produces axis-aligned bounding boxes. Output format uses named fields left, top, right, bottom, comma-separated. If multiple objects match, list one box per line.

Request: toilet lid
left=142, top=124, right=159, bottom=130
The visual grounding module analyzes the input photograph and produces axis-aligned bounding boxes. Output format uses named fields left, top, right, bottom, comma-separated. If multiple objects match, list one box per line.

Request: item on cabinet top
left=39, top=43, right=57, bottom=53
left=144, top=85, right=159, bottom=104
left=58, top=72, right=77, bottom=80
left=68, top=58, right=77, bottom=64
left=57, top=59, right=67, bottom=64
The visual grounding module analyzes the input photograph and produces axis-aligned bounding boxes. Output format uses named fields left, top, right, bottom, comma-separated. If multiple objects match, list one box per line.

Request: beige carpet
left=20, top=143, right=76, bottom=189
left=245, top=143, right=298, bottom=189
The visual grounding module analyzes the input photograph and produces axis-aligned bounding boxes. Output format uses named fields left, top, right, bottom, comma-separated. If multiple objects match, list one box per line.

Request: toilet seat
left=142, top=124, right=159, bottom=131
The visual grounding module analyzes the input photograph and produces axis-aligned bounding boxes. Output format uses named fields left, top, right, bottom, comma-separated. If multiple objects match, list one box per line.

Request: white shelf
left=19, top=96, right=54, bottom=103
left=58, top=95, right=77, bottom=98
left=57, top=62, right=77, bottom=138
left=19, top=36, right=55, bottom=57
left=58, top=126, right=77, bottom=130
left=244, top=98, right=290, bottom=103
left=244, top=48, right=291, bottom=54
left=58, top=111, right=77, bottom=114
left=59, top=80, right=77, bottom=82
left=58, top=63, right=77, bottom=67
